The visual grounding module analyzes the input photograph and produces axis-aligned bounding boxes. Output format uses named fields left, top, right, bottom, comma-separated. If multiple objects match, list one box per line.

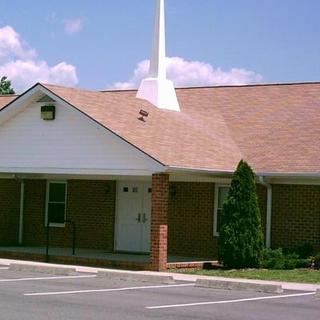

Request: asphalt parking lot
left=0, top=265, right=318, bottom=320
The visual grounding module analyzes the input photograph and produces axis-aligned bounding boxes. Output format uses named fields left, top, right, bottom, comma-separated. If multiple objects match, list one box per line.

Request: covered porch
left=0, top=172, right=231, bottom=271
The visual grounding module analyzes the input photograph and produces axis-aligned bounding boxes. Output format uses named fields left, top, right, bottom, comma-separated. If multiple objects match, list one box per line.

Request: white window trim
left=213, top=184, right=230, bottom=237
left=45, top=180, right=67, bottom=228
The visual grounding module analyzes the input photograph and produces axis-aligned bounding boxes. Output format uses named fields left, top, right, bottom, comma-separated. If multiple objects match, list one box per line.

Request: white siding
left=0, top=102, right=163, bottom=174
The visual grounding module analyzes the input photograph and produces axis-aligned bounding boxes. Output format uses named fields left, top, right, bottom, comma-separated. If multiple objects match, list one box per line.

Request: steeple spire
left=137, top=0, right=180, bottom=112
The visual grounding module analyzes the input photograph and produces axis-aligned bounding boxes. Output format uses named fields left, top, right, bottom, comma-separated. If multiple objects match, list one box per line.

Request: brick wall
left=23, top=179, right=116, bottom=251
left=168, top=182, right=268, bottom=259
left=3, top=178, right=318, bottom=258
left=168, top=182, right=216, bottom=258
left=67, top=180, right=115, bottom=250
left=23, top=180, right=49, bottom=246
left=272, top=184, right=320, bottom=249
left=150, top=174, right=169, bottom=271
left=0, top=179, right=20, bottom=245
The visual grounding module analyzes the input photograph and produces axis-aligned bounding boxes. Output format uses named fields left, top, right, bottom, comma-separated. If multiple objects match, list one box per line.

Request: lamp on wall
left=104, top=182, right=111, bottom=195
left=169, top=185, right=177, bottom=198
left=41, top=105, right=55, bottom=120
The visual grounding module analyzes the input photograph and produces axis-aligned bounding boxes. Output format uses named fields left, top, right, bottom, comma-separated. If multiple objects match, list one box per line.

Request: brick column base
left=150, top=173, right=169, bottom=271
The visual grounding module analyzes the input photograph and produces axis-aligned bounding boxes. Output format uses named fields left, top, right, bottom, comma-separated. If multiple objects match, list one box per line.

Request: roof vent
left=136, top=0, right=180, bottom=112
left=138, top=109, right=149, bottom=122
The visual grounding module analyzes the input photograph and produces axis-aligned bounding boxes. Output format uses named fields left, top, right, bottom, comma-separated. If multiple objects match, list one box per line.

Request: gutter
left=167, top=166, right=320, bottom=179
left=258, top=176, right=272, bottom=249
left=165, top=166, right=234, bottom=176
left=257, top=172, right=320, bottom=178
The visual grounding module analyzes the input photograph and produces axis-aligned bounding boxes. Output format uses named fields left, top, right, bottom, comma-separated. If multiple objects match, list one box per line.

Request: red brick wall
left=150, top=174, right=169, bottom=271
left=168, top=182, right=216, bottom=258
left=4, top=178, right=318, bottom=258
left=0, top=179, right=20, bottom=245
left=23, top=180, right=116, bottom=251
left=168, top=182, right=268, bottom=259
left=67, top=180, right=115, bottom=250
left=23, top=180, right=47, bottom=246
left=271, top=184, right=320, bottom=249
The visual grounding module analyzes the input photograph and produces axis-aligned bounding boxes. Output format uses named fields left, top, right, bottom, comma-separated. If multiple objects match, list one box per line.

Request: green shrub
left=312, top=253, right=320, bottom=269
left=295, top=258, right=311, bottom=269
left=261, top=248, right=285, bottom=269
left=284, top=253, right=301, bottom=270
left=293, top=243, right=315, bottom=259
left=261, top=248, right=311, bottom=270
left=218, top=160, right=264, bottom=269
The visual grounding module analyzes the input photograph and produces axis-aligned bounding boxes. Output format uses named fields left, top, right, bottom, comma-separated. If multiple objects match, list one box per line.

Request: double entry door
left=115, top=181, right=152, bottom=253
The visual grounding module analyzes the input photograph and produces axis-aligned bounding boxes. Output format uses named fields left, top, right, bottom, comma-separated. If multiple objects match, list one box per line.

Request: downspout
left=258, top=176, right=272, bottom=248
left=18, top=179, right=25, bottom=245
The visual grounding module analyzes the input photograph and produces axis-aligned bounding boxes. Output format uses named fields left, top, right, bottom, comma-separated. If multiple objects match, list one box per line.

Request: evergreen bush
left=218, top=160, right=264, bottom=268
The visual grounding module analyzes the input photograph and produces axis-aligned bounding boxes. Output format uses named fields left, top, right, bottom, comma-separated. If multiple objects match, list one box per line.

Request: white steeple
left=136, top=0, right=180, bottom=112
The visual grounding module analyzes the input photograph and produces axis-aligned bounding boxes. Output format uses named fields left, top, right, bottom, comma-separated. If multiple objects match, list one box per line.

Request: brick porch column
left=150, top=173, right=169, bottom=271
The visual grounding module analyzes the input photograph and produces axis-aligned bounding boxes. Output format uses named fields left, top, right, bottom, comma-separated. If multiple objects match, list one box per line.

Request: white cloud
left=0, top=26, right=36, bottom=62
left=113, top=57, right=262, bottom=89
left=0, top=60, right=78, bottom=92
left=0, top=25, right=78, bottom=93
left=64, top=18, right=85, bottom=36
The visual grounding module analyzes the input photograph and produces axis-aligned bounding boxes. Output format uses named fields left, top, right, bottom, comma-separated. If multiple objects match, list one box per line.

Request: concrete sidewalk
left=0, top=258, right=319, bottom=292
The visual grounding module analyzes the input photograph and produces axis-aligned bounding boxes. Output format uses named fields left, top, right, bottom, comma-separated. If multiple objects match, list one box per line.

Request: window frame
left=45, top=181, right=67, bottom=228
left=213, top=184, right=230, bottom=237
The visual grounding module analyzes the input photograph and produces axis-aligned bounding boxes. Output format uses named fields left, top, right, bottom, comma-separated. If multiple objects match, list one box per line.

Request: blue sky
left=0, top=0, right=319, bottom=92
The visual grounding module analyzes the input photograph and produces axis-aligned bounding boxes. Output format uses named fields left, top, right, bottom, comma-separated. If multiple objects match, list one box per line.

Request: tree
left=0, top=76, right=15, bottom=95
left=219, top=160, right=264, bottom=269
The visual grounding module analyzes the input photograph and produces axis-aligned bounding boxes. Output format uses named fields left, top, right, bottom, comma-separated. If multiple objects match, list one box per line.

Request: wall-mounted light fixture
left=41, top=105, right=55, bottom=120
left=169, top=185, right=177, bottom=199
left=104, top=182, right=112, bottom=195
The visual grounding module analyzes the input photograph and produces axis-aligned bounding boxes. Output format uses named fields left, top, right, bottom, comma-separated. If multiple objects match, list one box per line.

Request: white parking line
left=0, top=275, right=97, bottom=283
left=24, top=283, right=194, bottom=296
left=0, top=267, right=9, bottom=270
left=146, top=292, right=316, bottom=309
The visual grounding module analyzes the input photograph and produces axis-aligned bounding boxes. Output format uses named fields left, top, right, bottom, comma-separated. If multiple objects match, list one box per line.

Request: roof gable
left=0, top=84, right=164, bottom=175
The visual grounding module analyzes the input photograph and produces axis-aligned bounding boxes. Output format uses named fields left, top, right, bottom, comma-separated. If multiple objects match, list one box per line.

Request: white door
left=115, top=181, right=152, bottom=252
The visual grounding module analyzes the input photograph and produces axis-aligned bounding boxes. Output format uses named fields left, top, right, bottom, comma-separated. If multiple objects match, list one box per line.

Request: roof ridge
left=40, top=83, right=105, bottom=95
left=100, top=81, right=320, bottom=93
left=179, top=81, right=320, bottom=90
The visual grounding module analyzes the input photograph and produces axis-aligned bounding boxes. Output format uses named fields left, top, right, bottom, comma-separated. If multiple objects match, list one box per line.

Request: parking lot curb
left=196, top=278, right=283, bottom=294
left=9, top=263, right=77, bottom=276
left=97, top=270, right=175, bottom=284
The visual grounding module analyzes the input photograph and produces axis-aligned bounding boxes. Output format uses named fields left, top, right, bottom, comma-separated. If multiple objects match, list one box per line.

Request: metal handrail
left=65, top=220, right=76, bottom=256
left=45, top=219, right=76, bottom=263
left=46, top=220, right=50, bottom=262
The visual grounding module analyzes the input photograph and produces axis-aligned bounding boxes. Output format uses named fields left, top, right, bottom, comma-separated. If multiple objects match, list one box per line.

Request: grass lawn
left=172, top=268, right=320, bottom=284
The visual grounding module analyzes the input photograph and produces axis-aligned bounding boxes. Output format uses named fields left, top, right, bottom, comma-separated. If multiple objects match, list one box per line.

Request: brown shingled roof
left=6, top=82, right=320, bottom=174
left=41, top=83, right=242, bottom=172
left=0, top=95, right=18, bottom=110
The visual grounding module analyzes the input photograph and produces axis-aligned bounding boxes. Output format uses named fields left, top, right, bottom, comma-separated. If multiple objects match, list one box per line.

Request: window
left=46, top=181, right=67, bottom=227
left=213, top=185, right=230, bottom=236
